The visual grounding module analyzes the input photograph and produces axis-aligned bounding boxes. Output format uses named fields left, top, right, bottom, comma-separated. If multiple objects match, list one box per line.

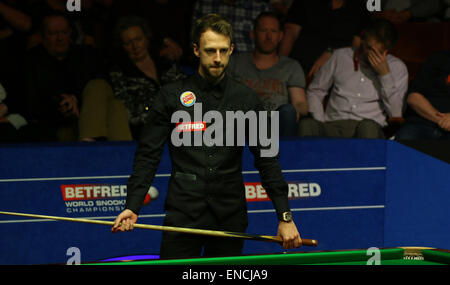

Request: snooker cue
left=0, top=210, right=318, bottom=247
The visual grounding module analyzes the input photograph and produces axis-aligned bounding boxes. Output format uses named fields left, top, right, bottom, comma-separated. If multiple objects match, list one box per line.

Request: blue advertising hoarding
left=0, top=139, right=448, bottom=264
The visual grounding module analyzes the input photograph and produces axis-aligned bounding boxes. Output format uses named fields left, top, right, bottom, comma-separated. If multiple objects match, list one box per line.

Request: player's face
left=121, top=26, right=149, bottom=63
left=194, top=29, right=234, bottom=81
left=253, top=16, right=283, bottom=54
left=42, top=16, right=71, bottom=58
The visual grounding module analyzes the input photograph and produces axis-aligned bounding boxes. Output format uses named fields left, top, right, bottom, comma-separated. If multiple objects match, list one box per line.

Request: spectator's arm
left=406, top=92, right=443, bottom=124
left=306, top=53, right=337, bottom=122
left=288, top=87, right=308, bottom=121
left=286, top=59, right=308, bottom=120
left=278, top=23, right=301, bottom=57
left=0, top=2, right=31, bottom=32
left=308, top=50, right=332, bottom=78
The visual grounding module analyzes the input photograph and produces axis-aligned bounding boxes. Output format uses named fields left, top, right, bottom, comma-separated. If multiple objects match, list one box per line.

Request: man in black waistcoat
left=112, top=13, right=302, bottom=259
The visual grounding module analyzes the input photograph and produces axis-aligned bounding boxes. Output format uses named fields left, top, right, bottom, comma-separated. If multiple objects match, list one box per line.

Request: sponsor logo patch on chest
left=180, top=91, right=196, bottom=107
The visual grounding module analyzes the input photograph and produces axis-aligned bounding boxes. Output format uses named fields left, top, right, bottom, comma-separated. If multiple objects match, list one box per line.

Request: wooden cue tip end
left=304, top=239, right=318, bottom=246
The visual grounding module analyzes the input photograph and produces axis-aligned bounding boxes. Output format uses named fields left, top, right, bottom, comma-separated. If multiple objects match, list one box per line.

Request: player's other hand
left=277, top=221, right=302, bottom=249
left=112, top=209, right=138, bottom=233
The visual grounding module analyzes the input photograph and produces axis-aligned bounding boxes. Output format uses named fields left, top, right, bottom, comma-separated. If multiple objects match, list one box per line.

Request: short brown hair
left=191, top=13, right=233, bottom=46
left=253, top=11, right=281, bottom=30
left=362, top=19, right=398, bottom=50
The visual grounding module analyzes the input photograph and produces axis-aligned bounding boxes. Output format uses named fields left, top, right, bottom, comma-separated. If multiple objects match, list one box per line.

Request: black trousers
left=159, top=207, right=248, bottom=259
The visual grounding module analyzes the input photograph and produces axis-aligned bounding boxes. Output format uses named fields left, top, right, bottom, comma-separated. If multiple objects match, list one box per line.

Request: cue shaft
left=0, top=210, right=317, bottom=247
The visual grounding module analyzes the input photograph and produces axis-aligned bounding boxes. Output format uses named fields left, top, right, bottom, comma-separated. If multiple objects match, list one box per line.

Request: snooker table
left=92, top=247, right=450, bottom=265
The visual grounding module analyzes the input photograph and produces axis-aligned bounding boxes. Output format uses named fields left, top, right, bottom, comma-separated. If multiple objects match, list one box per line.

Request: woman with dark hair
left=79, top=16, right=186, bottom=141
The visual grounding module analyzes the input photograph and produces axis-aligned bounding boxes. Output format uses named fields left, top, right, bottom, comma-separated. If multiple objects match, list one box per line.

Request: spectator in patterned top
left=78, top=16, right=186, bottom=141
left=191, top=0, right=271, bottom=53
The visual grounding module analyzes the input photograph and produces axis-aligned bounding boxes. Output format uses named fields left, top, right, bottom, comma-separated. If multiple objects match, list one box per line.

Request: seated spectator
left=298, top=19, right=408, bottom=139
left=396, top=51, right=450, bottom=140
left=0, top=82, right=27, bottom=142
left=79, top=16, right=186, bottom=141
left=26, top=0, right=106, bottom=49
left=374, top=0, right=443, bottom=23
left=279, top=0, right=372, bottom=78
left=107, top=0, right=194, bottom=67
left=227, top=11, right=307, bottom=137
left=192, top=0, right=271, bottom=54
left=20, top=12, right=104, bottom=142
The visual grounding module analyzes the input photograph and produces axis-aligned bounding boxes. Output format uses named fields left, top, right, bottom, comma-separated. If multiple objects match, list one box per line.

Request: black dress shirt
left=125, top=73, right=291, bottom=222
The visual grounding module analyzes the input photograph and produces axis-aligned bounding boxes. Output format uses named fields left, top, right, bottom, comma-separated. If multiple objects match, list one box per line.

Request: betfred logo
left=61, top=184, right=127, bottom=201
left=245, top=182, right=271, bottom=202
left=175, top=121, right=206, bottom=132
left=245, top=182, right=321, bottom=202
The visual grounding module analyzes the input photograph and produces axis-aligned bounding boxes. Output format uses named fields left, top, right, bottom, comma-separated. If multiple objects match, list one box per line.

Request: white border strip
left=0, top=205, right=384, bottom=224
left=245, top=167, right=386, bottom=175
left=248, top=205, right=385, bottom=214
left=0, top=174, right=167, bottom=183
left=0, top=167, right=386, bottom=183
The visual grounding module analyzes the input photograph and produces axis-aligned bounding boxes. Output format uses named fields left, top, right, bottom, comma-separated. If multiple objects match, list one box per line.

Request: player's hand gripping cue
left=277, top=221, right=302, bottom=249
left=112, top=209, right=138, bottom=233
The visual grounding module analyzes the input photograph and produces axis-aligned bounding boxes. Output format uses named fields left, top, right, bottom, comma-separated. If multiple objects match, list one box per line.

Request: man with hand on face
left=112, top=13, right=302, bottom=259
left=298, top=19, right=408, bottom=139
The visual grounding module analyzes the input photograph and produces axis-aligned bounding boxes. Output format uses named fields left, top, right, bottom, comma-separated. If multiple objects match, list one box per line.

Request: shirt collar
left=193, top=72, right=228, bottom=97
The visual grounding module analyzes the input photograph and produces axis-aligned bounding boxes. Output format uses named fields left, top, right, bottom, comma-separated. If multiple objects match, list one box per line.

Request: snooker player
left=112, top=13, right=302, bottom=259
